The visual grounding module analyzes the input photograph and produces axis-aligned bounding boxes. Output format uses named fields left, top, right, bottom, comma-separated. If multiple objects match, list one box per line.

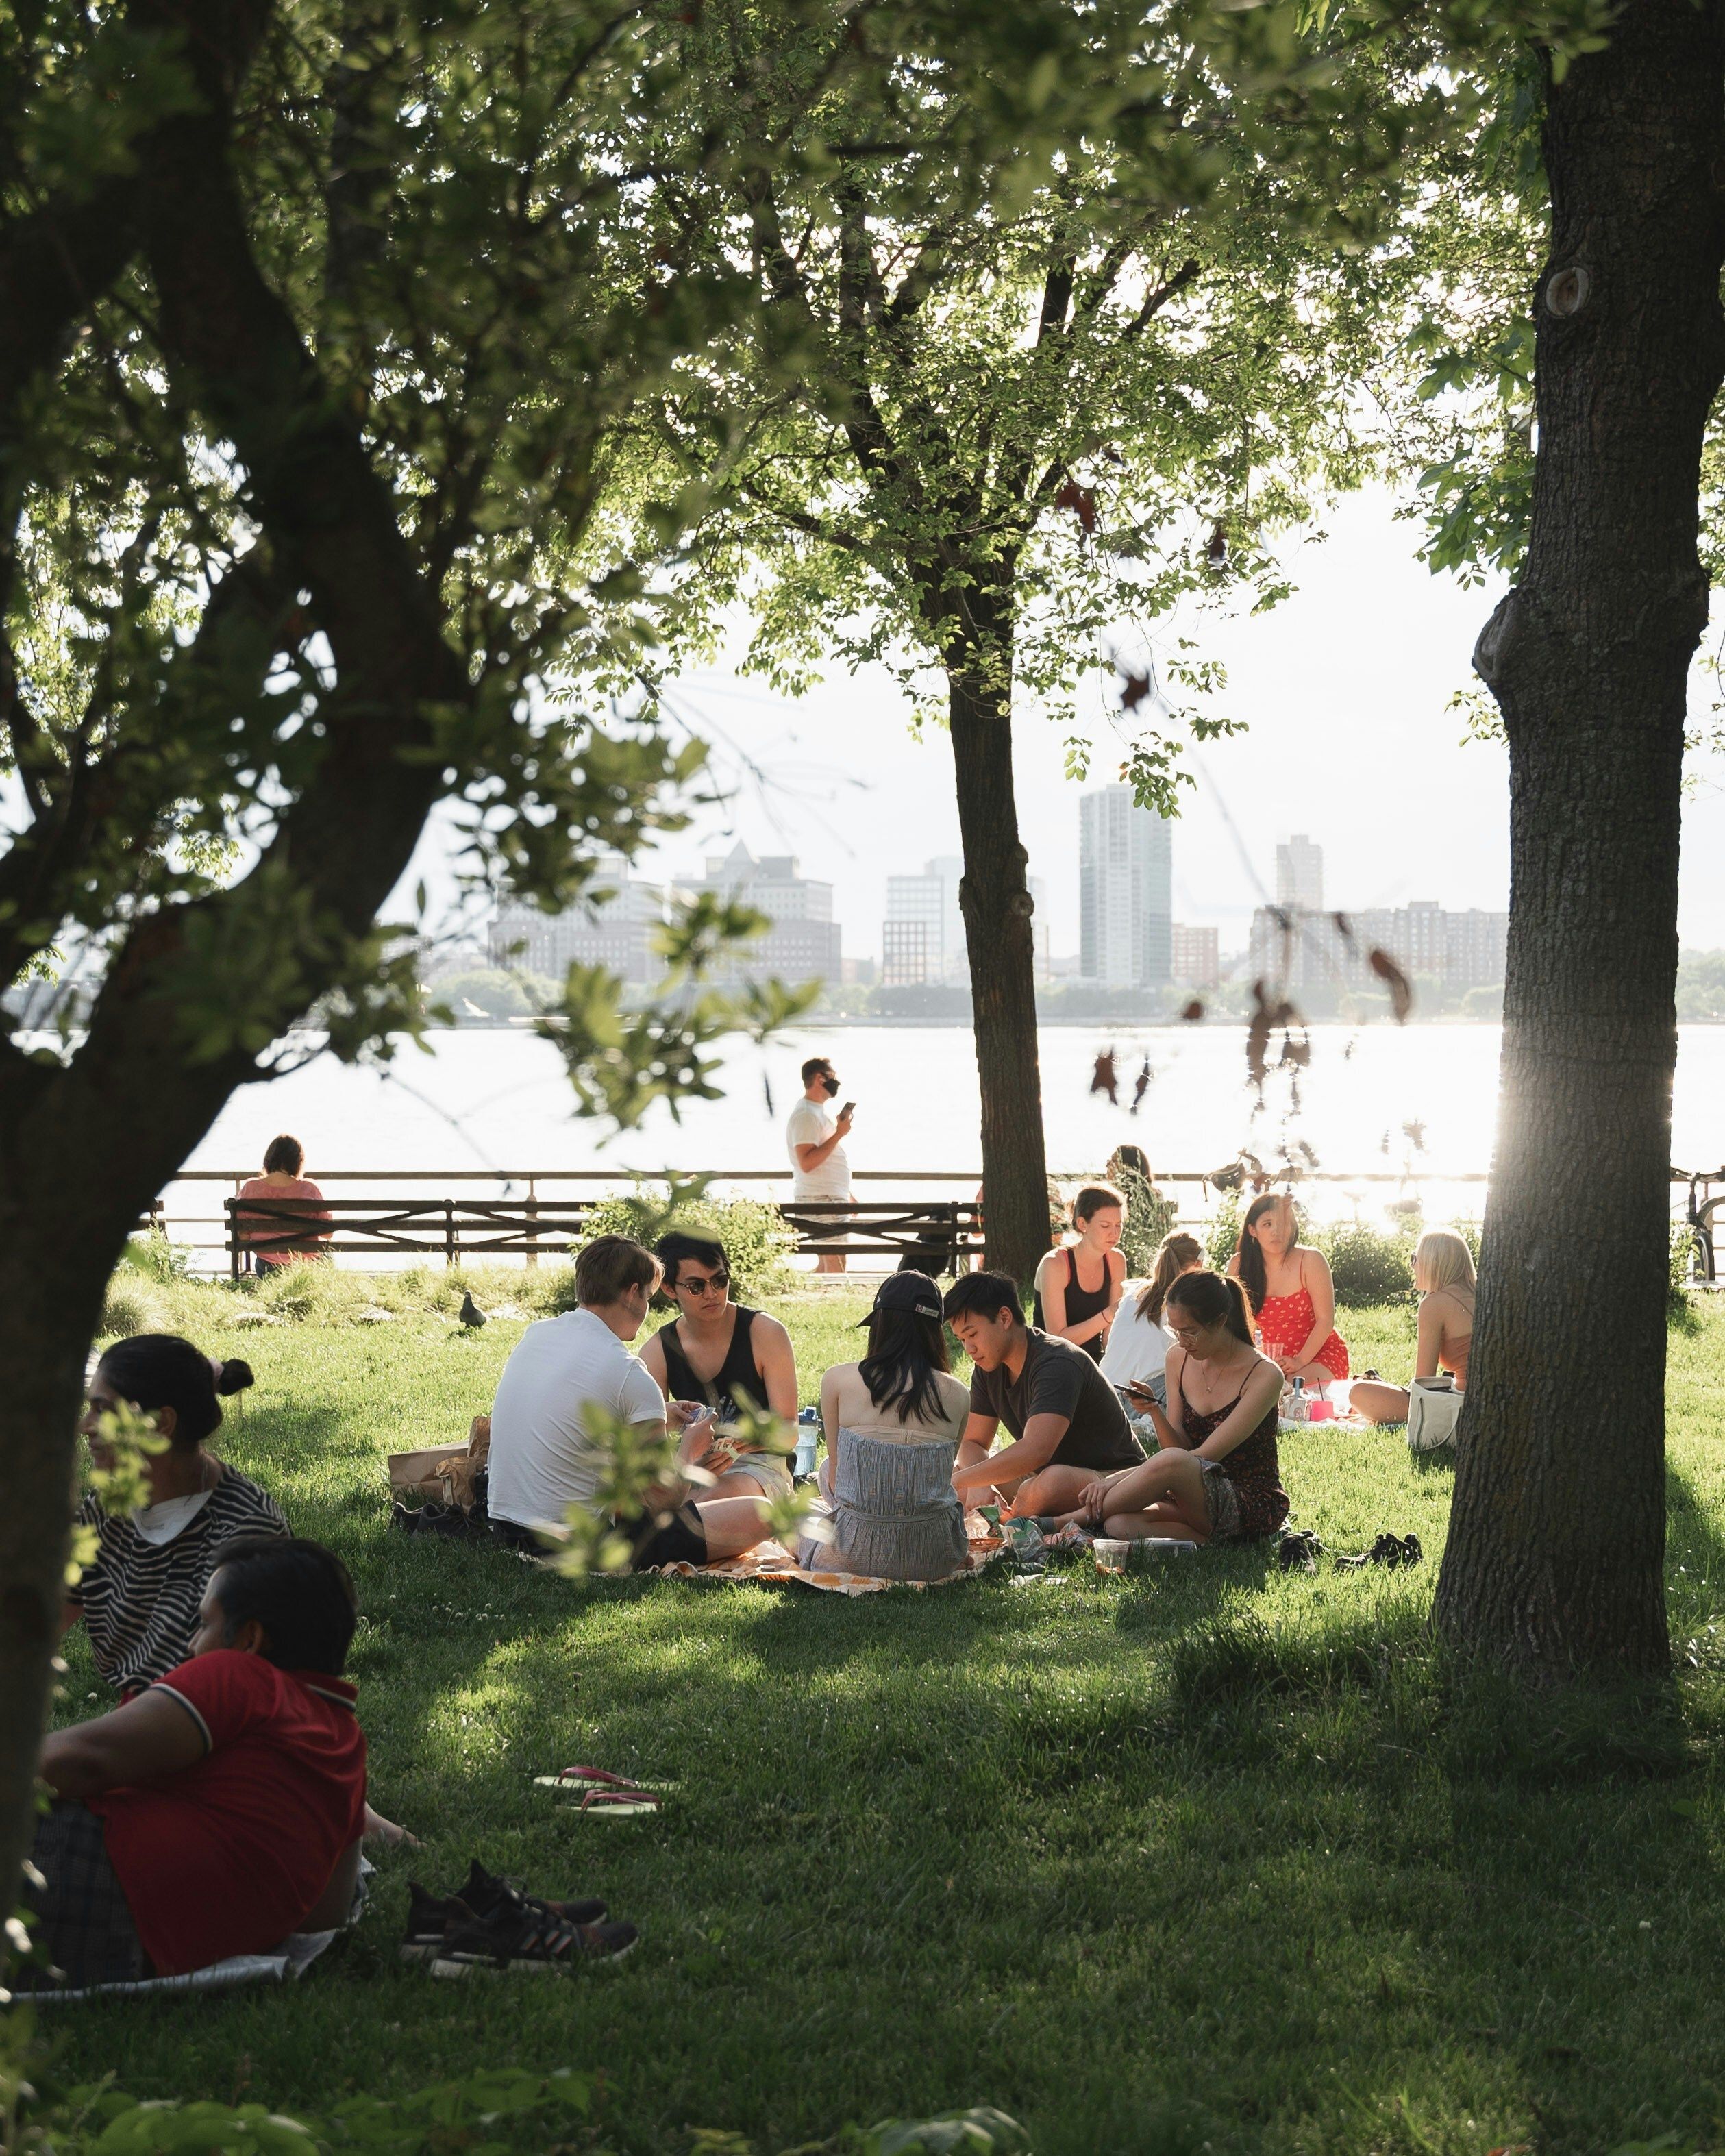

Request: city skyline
left=412, top=486, right=1725, bottom=965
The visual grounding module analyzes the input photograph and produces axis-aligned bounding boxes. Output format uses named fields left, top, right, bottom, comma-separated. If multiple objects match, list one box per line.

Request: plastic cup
left=1094, top=1538, right=1130, bottom=1575
left=1306, top=1399, right=1335, bottom=1422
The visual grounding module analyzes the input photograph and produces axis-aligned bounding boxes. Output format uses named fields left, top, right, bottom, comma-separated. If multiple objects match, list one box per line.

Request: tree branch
left=1124, top=255, right=1202, bottom=337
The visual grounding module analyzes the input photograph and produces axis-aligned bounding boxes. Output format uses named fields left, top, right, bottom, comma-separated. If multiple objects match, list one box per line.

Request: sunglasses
left=678, top=1272, right=730, bottom=1296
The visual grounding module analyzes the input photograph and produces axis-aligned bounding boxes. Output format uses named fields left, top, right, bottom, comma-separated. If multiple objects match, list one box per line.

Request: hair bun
left=214, top=1358, right=256, bottom=1396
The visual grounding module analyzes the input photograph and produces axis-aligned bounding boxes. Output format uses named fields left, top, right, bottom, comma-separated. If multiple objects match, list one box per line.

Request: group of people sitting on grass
left=23, top=1181, right=1476, bottom=1990
left=480, top=1181, right=1477, bottom=1579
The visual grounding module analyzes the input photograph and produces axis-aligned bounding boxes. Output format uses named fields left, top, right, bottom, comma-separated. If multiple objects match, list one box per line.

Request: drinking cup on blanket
left=1132, top=1538, right=1197, bottom=1563
left=1093, top=1538, right=1130, bottom=1575
left=1306, top=1398, right=1335, bottom=1423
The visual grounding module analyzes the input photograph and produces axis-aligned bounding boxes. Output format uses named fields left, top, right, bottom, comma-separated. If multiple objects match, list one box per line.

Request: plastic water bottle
left=795, top=1407, right=819, bottom=1479
left=1288, top=1376, right=1308, bottom=1424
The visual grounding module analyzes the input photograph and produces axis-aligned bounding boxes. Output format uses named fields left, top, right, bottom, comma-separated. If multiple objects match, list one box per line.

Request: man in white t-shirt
left=487, top=1234, right=775, bottom=1569
left=785, top=1055, right=854, bottom=1274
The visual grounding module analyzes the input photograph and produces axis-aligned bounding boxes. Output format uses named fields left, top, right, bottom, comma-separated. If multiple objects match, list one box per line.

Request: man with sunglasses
left=638, top=1232, right=801, bottom=1530
left=786, top=1056, right=854, bottom=1274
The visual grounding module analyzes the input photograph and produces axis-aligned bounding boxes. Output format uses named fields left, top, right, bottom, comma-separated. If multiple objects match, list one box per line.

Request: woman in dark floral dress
left=1063, top=1269, right=1288, bottom=1545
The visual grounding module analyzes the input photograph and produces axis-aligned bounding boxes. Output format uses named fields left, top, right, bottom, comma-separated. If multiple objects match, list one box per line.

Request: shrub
left=1671, top=1219, right=1700, bottom=1311
left=1205, top=1193, right=1241, bottom=1272
left=97, top=1282, right=156, bottom=1340
left=119, top=1228, right=193, bottom=1283
left=556, top=1187, right=795, bottom=1309
left=1311, top=1220, right=1414, bottom=1305
left=251, top=1261, right=371, bottom=1324
left=1097, top=1159, right=1178, bottom=1277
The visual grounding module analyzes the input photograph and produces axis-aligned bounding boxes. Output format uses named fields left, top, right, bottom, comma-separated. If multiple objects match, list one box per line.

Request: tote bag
left=1406, top=1379, right=1463, bottom=1456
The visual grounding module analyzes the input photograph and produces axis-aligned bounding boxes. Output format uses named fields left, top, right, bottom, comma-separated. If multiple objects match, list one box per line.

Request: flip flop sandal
left=532, top=1765, right=666, bottom=1793
left=569, top=1788, right=662, bottom=1818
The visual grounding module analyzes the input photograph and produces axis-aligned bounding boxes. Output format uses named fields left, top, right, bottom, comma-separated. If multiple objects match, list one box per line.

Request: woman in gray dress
left=797, top=1272, right=969, bottom=1581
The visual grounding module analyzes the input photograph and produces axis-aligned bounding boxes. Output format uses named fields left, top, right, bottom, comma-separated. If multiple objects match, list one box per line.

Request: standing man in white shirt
left=785, top=1055, right=854, bottom=1274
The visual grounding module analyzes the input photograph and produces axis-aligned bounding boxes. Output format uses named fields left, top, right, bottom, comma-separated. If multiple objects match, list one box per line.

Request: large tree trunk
left=0, top=1078, right=175, bottom=1965
left=947, top=658, right=1051, bottom=1283
left=1435, top=0, right=1725, bottom=1677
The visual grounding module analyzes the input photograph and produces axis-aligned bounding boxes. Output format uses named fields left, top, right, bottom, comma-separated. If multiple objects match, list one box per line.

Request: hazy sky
left=418, top=484, right=1725, bottom=963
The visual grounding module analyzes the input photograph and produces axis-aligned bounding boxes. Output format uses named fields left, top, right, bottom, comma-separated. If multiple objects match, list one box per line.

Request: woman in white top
left=1100, top=1231, right=1205, bottom=1414
left=797, top=1272, right=969, bottom=1581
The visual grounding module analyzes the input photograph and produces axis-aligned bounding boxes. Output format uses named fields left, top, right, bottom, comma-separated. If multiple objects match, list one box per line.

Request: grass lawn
left=38, top=1280, right=1725, bottom=2155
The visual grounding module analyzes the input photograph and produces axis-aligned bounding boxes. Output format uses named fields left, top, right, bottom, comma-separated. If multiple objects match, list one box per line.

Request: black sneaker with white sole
left=430, top=1896, right=637, bottom=1975
left=401, top=1862, right=608, bottom=1963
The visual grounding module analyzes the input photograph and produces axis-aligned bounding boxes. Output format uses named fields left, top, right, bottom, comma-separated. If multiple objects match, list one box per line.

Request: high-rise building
left=882, top=856, right=1049, bottom=987
left=885, top=855, right=969, bottom=983
left=490, top=860, right=669, bottom=984
left=1276, top=834, right=1324, bottom=914
left=881, top=917, right=934, bottom=987
left=1078, top=785, right=1173, bottom=986
left=693, top=841, right=842, bottom=987
left=1170, top=923, right=1220, bottom=989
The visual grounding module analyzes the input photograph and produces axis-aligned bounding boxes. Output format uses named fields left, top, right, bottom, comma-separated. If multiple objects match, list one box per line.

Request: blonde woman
left=1032, top=1185, right=1127, bottom=1362
left=1350, top=1229, right=1476, bottom=1425
left=1100, top=1230, right=1204, bottom=1413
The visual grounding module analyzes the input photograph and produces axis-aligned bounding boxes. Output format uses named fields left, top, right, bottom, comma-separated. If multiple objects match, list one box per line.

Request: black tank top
left=657, top=1306, right=765, bottom=1418
left=1033, top=1250, right=1111, bottom=1361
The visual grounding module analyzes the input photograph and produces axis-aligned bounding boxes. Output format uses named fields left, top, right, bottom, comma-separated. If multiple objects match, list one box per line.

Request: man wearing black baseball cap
left=943, top=1272, right=1144, bottom=1518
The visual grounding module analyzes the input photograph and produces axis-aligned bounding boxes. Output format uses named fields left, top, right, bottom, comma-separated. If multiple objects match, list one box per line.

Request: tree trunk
left=1435, top=0, right=1725, bottom=1677
left=0, top=1119, right=148, bottom=1968
left=947, top=657, right=1051, bottom=1284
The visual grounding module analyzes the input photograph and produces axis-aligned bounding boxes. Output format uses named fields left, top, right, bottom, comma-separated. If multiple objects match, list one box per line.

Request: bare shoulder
left=1108, top=1248, right=1127, bottom=1278
left=1296, top=1242, right=1332, bottom=1276
left=752, top=1309, right=793, bottom=1345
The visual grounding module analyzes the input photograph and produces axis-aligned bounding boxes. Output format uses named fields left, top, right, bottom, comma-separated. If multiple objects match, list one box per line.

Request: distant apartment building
left=1276, top=833, right=1325, bottom=914
left=1078, top=784, right=1173, bottom=987
left=1170, top=923, right=1220, bottom=990
left=489, top=862, right=669, bottom=984
left=695, top=841, right=842, bottom=987
left=882, top=917, right=935, bottom=988
left=883, top=860, right=953, bottom=987
left=1247, top=894, right=1508, bottom=995
left=883, top=856, right=1050, bottom=986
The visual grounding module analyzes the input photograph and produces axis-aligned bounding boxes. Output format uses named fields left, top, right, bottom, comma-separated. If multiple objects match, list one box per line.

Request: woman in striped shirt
left=67, top=1335, right=286, bottom=1697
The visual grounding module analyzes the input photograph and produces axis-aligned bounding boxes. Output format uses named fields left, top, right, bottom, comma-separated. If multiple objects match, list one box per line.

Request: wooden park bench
left=225, top=1192, right=985, bottom=1277
left=225, top=1194, right=591, bottom=1276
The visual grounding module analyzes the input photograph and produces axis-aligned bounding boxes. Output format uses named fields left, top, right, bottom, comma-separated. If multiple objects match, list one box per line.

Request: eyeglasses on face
left=678, top=1272, right=730, bottom=1295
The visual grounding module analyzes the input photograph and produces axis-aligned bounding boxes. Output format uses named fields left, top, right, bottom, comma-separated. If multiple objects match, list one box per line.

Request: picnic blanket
left=28, top=1927, right=340, bottom=2005
left=645, top=1519, right=1008, bottom=1595
left=27, top=1862, right=371, bottom=2005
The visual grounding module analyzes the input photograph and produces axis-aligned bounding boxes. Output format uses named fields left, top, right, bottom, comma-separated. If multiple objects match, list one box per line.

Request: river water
left=175, top=1020, right=1725, bottom=1231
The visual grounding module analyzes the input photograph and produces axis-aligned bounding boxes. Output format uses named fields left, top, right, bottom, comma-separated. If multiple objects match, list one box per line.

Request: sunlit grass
left=45, top=1287, right=1725, bottom=2155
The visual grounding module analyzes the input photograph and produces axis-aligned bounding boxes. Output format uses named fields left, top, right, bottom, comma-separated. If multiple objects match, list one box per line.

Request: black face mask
left=821, top=1076, right=840, bottom=1097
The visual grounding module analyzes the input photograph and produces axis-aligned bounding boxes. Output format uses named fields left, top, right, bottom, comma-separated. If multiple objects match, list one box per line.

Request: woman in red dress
left=1228, top=1193, right=1350, bottom=1385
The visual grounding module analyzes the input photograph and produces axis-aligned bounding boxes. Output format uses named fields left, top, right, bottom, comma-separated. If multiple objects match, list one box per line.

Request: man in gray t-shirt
left=944, top=1272, right=1143, bottom=1518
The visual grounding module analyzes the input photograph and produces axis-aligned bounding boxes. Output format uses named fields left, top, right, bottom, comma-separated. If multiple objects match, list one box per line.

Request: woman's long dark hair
left=1234, top=1194, right=1293, bottom=1316
left=1165, top=1269, right=1254, bottom=1348
left=859, top=1309, right=950, bottom=1425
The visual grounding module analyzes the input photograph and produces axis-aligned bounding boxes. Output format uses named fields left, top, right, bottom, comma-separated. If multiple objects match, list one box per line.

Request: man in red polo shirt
left=21, top=1535, right=367, bottom=1986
